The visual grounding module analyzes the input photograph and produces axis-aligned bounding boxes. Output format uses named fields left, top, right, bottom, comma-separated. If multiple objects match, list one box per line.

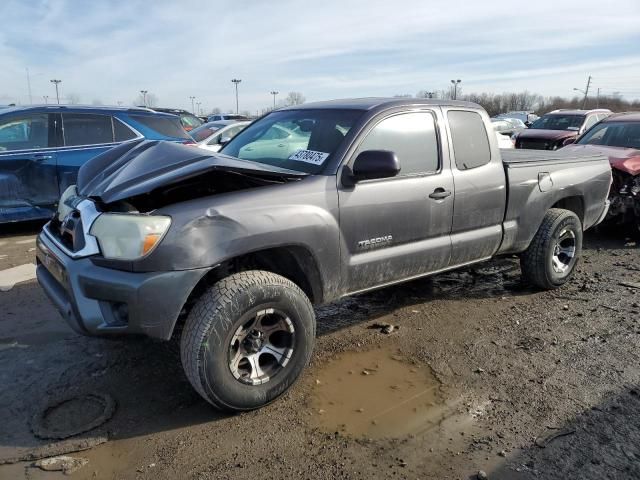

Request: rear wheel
left=520, top=208, right=582, bottom=289
left=180, top=270, right=315, bottom=411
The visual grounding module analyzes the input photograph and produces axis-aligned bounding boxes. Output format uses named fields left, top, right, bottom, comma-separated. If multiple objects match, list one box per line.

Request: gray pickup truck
left=36, top=98, right=612, bottom=411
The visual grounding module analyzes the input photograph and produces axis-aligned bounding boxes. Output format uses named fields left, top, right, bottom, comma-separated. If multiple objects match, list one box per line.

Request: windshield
left=530, top=114, right=584, bottom=131
left=577, top=121, right=640, bottom=149
left=220, top=109, right=363, bottom=173
left=180, top=114, right=203, bottom=130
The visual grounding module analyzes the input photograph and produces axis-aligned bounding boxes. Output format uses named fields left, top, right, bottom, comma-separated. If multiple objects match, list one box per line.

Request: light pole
left=231, top=78, right=242, bottom=114
left=50, top=79, right=62, bottom=104
left=43, top=95, right=49, bottom=104
left=450, top=79, right=461, bottom=100
left=196, top=102, right=202, bottom=115
left=189, top=96, right=196, bottom=114
left=270, top=90, right=279, bottom=109
left=573, top=76, right=592, bottom=109
left=140, top=90, right=148, bottom=107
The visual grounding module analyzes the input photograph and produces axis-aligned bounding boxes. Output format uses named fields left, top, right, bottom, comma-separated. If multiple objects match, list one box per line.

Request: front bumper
left=36, top=231, right=210, bottom=340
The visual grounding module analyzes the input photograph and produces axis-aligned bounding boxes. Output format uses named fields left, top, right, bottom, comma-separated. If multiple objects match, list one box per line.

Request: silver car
left=190, top=120, right=249, bottom=152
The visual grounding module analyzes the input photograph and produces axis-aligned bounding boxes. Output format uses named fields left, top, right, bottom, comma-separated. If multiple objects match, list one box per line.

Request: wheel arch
left=169, top=245, right=324, bottom=340
left=551, top=196, right=585, bottom=225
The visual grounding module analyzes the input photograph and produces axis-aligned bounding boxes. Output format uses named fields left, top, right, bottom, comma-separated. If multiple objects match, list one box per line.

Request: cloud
left=1, top=0, right=639, bottom=111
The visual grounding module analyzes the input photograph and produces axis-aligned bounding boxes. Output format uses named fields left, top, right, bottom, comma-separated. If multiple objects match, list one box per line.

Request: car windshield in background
left=505, top=118, right=526, bottom=128
left=220, top=109, right=363, bottom=173
left=530, top=114, right=584, bottom=131
left=577, top=121, right=640, bottom=149
left=129, top=115, right=191, bottom=139
left=181, top=114, right=203, bottom=130
left=190, top=124, right=222, bottom=142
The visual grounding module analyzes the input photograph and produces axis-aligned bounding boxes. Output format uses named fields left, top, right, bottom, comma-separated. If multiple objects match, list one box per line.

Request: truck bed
left=498, top=148, right=611, bottom=255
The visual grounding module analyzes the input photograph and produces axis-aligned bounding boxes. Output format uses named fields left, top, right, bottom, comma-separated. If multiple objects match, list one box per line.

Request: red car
left=562, top=112, right=640, bottom=227
left=515, top=109, right=611, bottom=150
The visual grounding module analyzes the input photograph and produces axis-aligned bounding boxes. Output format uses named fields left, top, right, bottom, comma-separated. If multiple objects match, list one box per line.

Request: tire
left=180, top=270, right=315, bottom=411
left=520, top=208, right=583, bottom=290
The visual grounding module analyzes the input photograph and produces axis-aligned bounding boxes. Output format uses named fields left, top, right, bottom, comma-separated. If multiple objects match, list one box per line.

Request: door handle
left=428, top=188, right=452, bottom=200
left=33, top=154, right=53, bottom=162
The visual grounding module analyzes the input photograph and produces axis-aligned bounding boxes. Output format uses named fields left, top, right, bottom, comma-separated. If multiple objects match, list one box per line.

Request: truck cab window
left=448, top=110, right=491, bottom=170
left=355, top=112, right=439, bottom=175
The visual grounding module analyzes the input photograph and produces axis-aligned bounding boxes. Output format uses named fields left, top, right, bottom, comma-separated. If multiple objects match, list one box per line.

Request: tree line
left=412, top=89, right=640, bottom=117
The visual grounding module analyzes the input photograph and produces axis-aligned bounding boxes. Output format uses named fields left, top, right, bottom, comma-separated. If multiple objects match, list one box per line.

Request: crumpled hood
left=517, top=129, right=578, bottom=142
left=77, top=139, right=306, bottom=204
left=562, top=144, right=640, bottom=175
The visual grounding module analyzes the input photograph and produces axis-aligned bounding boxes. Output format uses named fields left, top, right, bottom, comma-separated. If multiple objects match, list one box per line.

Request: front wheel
left=180, top=271, right=316, bottom=411
left=520, top=208, right=583, bottom=289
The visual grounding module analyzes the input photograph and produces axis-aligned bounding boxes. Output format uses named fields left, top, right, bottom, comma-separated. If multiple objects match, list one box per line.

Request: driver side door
left=338, top=109, right=454, bottom=293
left=0, top=112, right=59, bottom=221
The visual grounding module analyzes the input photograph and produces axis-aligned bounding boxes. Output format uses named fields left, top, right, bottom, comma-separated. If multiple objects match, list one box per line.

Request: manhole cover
left=31, top=392, right=116, bottom=440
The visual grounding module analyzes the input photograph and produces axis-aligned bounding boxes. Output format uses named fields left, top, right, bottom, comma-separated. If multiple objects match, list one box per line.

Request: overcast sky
left=2, top=0, right=640, bottom=113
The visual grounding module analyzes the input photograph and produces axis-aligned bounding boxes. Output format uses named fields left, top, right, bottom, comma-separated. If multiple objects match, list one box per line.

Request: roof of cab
left=603, top=112, right=640, bottom=122
left=0, top=104, right=175, bottom=117
left=280, top=97, right=480, bottom=111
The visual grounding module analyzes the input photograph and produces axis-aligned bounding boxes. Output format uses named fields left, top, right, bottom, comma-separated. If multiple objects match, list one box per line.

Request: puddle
left=309, top=346, right=448, bottom=438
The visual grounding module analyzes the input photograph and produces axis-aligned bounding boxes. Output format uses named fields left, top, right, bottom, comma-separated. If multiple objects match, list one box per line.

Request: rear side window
left=0, top=113, right=50, bottom=151
left=129, top=115, right=190, bottom=139
left=448, top=110, right=491, bottom=170
left=355, top=112, right=439, bottom=175
left=63, top=113, right=113, bottom=146
left=113, top=118, right=138, bottom=141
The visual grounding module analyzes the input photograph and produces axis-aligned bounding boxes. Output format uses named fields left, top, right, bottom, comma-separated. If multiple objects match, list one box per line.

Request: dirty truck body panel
left=35, top=98, right=611, bottom=340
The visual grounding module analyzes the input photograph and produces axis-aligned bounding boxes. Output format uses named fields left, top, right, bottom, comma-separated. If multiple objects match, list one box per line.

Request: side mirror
left=562, top=137, right=576, bottom=146
left=350, top=150, right=400, bottom=183
left=219, top=136, right=231, bottom=145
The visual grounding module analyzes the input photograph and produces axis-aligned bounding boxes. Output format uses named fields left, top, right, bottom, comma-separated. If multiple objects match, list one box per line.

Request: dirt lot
left=0, top=222, right=639, bottom=480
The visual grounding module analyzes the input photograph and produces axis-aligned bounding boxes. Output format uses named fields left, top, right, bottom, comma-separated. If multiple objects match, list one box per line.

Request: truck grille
left=517, top=139, right=552, bottom=150
left=48, top=211, right=86, bottom=252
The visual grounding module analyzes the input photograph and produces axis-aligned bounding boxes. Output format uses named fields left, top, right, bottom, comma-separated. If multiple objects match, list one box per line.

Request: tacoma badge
left=357, top=235, right=393, bottom=249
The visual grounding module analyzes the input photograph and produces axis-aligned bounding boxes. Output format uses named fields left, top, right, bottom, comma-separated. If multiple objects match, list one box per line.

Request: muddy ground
left=0, top=222, right=639, bottom=480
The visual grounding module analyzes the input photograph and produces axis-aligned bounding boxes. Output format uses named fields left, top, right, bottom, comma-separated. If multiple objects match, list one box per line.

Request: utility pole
left=26, top=68, right=33, bottom=104
left=270, top=90, right=279, bottom=109
left=43, top=95, right=49, bottom=104
left=140, top=90, right=148, bottom=107
left=50, top=79, right=62, bottom=104
left=189, top=96, right=196, bottom=114
left=581, top=75, right=592, bottom=109
left=450, top=79, right=461, bottom=100
left=596, top=87, right=601, bottom=109
left=196, top=102, right=201, bottom=115
left=231, top=78, right=241, bottom=114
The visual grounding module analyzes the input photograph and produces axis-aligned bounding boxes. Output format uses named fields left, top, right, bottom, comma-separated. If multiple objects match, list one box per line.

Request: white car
left=191, top=120, right=249, bottom=153
left=238, top=125, right=310, bottom=160
left=494, top=130, right=514, bottom=149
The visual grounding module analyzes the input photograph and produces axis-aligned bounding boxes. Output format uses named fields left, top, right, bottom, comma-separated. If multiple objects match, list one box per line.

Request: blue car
left=0, top=105, right=194, bottom=223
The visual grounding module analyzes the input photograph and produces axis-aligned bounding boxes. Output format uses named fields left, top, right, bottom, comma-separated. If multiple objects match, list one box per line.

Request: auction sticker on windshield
left=289, top=149, right=329, bottom=165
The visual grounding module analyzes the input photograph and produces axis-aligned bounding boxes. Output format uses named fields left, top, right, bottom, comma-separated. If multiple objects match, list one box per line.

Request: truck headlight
left=89, top=214, right=171, bottom=260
